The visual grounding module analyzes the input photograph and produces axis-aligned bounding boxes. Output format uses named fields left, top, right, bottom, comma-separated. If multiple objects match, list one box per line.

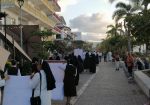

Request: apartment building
left=0, top=0, right=64, bottom=59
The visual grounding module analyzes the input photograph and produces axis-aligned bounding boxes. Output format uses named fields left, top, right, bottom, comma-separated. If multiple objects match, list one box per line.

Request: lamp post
left=17, top=0, right=24, bottom=48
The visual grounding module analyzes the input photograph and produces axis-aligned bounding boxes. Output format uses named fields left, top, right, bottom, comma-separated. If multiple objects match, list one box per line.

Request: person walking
left=5, top=60, right=21, bottom=76
left=98, top=52, right=102, bottom=62
left=77, top=55, right=84, bottom=73
left=115, top=52, right=120, bottom=71
left=64, top=58, right=77, bottom=105
left=126, top=53, right=134, bottom=79
left=30, top=60, right=55, bottom=105
left=89, top=54, right=97, bottom=73
left=84, top=52, right=90, bottom=72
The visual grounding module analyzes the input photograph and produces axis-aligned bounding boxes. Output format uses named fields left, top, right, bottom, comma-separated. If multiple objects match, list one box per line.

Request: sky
left=58, top=0, right=127, bottom=42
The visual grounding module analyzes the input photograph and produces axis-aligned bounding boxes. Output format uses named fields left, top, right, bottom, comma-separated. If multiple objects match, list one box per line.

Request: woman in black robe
left=89, top=54, right=96, bottom=73
left=84, top=52, right=90, bottom=72
left=64, top=58, right=77, bottom=105
left=96, top=53, right=99, bottom=64
left=70, top=55, right=79, bottom=86
left=77, top=55, right=84, bottom=73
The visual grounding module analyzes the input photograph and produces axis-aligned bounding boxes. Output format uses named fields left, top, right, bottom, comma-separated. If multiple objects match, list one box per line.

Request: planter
left=134, top=70, right=150, bottom=98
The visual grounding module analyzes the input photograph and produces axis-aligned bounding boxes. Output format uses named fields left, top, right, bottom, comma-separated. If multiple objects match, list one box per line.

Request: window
left=56, top=34, right=61, bottom=39
left=11, top=18, right=16, bottom=25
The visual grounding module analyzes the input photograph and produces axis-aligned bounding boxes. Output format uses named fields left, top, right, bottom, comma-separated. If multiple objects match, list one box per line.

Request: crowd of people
left=111, top=51, right=150, bottom=80
left=0, top=49, right=103, bottom=105
left=0, top=49, right=149, bottom=105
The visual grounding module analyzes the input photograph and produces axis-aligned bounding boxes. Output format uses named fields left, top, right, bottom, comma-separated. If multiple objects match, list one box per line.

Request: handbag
left=30, top=72, right=42, bottom=105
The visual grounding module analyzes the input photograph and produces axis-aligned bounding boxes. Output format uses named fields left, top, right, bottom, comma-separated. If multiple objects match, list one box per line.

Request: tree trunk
left=124, top=21, right=132, bottom=53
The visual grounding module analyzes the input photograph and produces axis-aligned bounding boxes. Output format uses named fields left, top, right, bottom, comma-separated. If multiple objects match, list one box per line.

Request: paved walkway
left=52, top=69, right=94, bottom=105
left=74, top=62, right=148, bottom=105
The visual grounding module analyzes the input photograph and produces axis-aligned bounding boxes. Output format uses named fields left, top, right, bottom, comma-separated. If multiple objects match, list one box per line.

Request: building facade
left=0, top=0, right=63, bottom=59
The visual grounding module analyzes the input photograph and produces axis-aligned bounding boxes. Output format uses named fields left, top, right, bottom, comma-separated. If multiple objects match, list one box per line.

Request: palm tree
left=109, top=0, right=141, bottom=3
left=109, top=0, right=150, bottom=9
left=112, top=2, right=138, bottom=52
left=106, top=23, right=124, bottom=37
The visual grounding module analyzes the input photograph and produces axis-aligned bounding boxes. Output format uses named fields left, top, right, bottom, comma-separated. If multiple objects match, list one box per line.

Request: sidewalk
left=52, top=68, right=94, bottom=105
left=74, top=62, right=148, bottom=105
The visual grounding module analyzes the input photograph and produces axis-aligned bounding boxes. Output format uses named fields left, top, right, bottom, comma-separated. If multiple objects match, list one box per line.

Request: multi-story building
left=0, top=0, right=63, bottom=60
left=74, top=32, right=83, bottom=41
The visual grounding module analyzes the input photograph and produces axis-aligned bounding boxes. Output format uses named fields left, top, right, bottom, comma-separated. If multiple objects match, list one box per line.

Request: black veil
left=42, top=61, right=56, bottom=90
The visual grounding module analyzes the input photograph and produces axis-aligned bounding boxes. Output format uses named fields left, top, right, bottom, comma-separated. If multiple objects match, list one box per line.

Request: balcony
left=30, top=0, right=54, bottom=13
left=23, top=1, right=56, bottom=27
left=53, top=13, right=62, bottom=23
left=1, top=0, right=57, bottom=28
left=48, top=0, right=61, bottom=12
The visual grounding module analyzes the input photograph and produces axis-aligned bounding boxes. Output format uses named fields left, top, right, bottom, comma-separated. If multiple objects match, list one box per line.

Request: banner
left=74, top=48, right=84, bottom=58
left=3, top=76, right=32, bottom=105
left=49, top=62, right=66, bottom=100
left=0, top=46, right=10, bottom=71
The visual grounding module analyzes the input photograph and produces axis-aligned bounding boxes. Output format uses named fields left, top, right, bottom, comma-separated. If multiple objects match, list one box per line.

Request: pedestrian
left=143, top=57, right=149, bottom=69
left=96, top=53, right=99, bottom=64
left=115, top=52, right=120, bottom=71
left=98, top=52, right=102, bottom=62
left=135, top=57, right=145, bottom=70
left=71, top=55, right=79, bottom=86
left=104, top=52, right=107, bottom=62
left=64, top=58, right=77, bottom=105
left=126, top=53, right=134, bottom=78
left=107, top=51, right=112, bottom=62
left=30, top=60, right=55, bottom=105
left=5, top=60, right=21, bottom=76
left=83, top=52, right=90, bottom=72
left=89, top=54, right=96, bottom=73
left=77, top=55, right=84, bottom=73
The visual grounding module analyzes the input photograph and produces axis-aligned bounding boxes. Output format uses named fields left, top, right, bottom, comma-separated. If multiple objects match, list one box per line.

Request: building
left=74, top=32, right=83, bottom=41
left=0, top=0, right=63, bottom=60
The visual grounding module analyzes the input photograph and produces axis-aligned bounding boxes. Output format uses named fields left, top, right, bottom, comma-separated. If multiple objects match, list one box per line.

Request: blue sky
left=58, top=0, right=126, bottom=41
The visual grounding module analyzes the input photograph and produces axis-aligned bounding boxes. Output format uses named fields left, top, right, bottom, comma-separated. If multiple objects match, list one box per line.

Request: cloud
left=58, top=0, right=79, bottom=12
left=70, top=13, right=113, bottom=34
left=82, top=33, right=107, bottom=42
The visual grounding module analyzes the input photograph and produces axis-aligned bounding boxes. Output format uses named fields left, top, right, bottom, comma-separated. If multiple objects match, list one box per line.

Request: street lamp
left=17, top=0, right=24, bottom=48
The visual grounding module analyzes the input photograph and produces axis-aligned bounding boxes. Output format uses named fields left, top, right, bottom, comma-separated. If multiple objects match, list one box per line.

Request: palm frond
left=107, top=25, right=115, bottom=28
left=126, top=4, right=132, bottom=11
left=112, top=9, right=126, bottom=21
left=116, top=2, right=128, bottom=9
left=130, top=5, right=143, bottom=12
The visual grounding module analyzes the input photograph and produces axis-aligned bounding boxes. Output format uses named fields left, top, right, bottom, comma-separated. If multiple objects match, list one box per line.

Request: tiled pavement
left=74, top=62, right=148, bottom=105
left=52, top=62, right=148, bottom=105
